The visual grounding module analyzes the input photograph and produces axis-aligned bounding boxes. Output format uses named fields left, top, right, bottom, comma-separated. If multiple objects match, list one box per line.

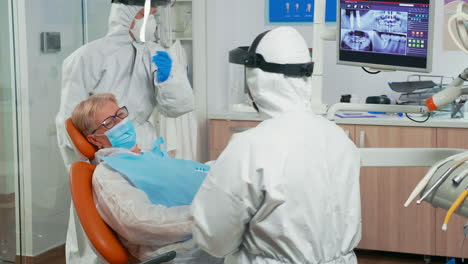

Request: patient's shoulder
left=93, top=163, right=130, bottom=187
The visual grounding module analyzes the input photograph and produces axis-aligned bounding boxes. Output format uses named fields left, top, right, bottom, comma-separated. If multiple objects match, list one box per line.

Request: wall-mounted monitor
left=337, top=0, right=434, bottom=72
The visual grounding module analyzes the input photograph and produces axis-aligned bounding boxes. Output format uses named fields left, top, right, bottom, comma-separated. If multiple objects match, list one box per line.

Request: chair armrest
left=140, top=251, right=176, bottom=264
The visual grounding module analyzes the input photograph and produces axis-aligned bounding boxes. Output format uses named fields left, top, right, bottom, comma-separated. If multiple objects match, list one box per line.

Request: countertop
left=208, top=112, right=468, bottom=129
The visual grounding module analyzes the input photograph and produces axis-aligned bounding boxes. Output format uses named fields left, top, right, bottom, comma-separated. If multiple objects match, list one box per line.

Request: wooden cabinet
left=337, top=124, right=356, bottom=143
left=355, top=125, right=436, bottom=255
left=209, top=120, right=259, bottom=160
left=208, top=119, right=468, bottom=258
left=435, top=128, right=468, bottom=258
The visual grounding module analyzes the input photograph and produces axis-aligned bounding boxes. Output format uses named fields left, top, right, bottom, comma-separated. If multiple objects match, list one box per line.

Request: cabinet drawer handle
left=229, top=126, right=252, bottom=132
left=359, top=131, right=365, bottom=148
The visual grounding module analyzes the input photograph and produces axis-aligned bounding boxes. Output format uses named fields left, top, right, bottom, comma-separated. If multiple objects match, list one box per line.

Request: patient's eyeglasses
left=91, top=106, right=129, bottom=135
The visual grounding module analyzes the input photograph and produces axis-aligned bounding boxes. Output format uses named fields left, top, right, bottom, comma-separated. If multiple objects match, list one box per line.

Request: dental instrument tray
left=388, top=81, right=437, bottom=93
left=391, top=75, right=453, bottom=107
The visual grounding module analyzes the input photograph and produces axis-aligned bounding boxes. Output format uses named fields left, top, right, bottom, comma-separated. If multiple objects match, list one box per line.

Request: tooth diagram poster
left=268, top=0, right=337, bottom=23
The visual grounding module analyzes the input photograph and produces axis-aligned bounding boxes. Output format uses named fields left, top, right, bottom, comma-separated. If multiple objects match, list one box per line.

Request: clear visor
left=156, top=4, right=172, bottom=47
left=136, top=0, right=172, bottom=44
left=227, top=63, right=256, bottom=113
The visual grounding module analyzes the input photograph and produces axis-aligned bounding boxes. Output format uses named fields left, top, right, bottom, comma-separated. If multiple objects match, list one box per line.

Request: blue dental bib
left=98, top=138, right=209, bottom=207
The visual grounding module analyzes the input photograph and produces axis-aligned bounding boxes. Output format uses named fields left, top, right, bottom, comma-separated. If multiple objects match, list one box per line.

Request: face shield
left=448, top=2, right=468, bottom=54
left=229, top=30, right=314, bottom=78
left=156, top=4, right=173, bottom=47
left=129, top=8, right=158, bottom=43
left=228, top=30, right=314, bottom=112
left=228, top=59, right=253, bottom=112
left=111, top=0, right=171, bottom=7
left=114, top=0, right=172, bottom=43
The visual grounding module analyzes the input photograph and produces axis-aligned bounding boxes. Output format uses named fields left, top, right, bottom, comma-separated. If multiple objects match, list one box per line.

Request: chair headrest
left=66, top=118, right=98, bottom=160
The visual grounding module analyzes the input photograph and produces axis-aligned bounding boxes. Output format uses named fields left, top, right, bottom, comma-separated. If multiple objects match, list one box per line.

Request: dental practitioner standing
left=55, top=0, right=194, bottom=263
left=191, top=27, right=362, bottom=264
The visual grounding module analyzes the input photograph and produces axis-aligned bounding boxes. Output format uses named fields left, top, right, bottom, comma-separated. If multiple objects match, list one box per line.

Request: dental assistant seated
left=70, top=93, right=223, bottom=264
left=191, top=27, right=361, bottom=264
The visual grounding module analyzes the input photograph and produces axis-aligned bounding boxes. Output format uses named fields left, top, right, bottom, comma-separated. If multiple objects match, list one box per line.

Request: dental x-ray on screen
left=337, top=0, right=434, bottom=72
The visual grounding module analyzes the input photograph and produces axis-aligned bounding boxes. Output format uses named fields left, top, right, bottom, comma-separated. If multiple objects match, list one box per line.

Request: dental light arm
left=448, top=1, right=468, bottom=54
left=424, top=2, right=468, bottom=112
left=310, top=0, right=335, bottom=114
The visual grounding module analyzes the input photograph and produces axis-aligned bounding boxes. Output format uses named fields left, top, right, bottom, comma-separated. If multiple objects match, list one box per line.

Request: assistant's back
left=231, top=111, right=361, bottom=263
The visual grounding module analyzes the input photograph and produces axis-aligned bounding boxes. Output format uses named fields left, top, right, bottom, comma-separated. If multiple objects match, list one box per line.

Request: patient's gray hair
left=71, top=93, right=118, bottom=135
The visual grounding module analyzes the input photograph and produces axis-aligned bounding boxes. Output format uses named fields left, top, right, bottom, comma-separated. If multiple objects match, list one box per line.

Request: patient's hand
left=130, top=144, right=142, bottom=154
left=168, top=150, right=176, bottom=157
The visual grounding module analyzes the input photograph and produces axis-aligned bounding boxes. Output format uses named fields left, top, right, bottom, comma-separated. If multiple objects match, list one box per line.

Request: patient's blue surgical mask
left=104, top=118, right=137, bottom=149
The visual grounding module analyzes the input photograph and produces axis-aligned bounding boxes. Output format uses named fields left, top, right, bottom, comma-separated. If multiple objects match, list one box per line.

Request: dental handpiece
left=442, top=188, right=468, bottom=231
left=417, top=157, right=468, bottom=204
left=453, top=167, right=468, bottom=185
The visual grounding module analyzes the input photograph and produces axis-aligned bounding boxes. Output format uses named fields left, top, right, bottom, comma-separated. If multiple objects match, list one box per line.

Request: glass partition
left=0, top=0, right=19, bottom=262
left=0, top=1, right=195, bottom=262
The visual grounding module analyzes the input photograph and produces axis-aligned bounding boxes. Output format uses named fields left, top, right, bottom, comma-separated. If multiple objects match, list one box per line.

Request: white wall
left=84, top=0, right=111, bottom=41
left=20, top=0, right=83, bottom=256
left=206, top=0, right=468, bottom=113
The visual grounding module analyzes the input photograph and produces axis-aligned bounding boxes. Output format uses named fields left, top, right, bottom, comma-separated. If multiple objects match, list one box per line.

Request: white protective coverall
left=56, top=4, right=194, bottom=263
left=91, top=148, right=223, bottom=263
left=156, top=40, right=198, bottom=161
left=191, top=27, right=362, bottom=264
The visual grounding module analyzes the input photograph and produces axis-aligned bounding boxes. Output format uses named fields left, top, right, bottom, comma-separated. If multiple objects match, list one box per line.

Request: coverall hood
left=246, top=27, right=313, bottom=118
left=107, top=3, right=144, bottom=38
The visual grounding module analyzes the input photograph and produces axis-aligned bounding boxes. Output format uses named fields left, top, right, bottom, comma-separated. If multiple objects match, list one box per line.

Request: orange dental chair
left=65, top=118, right=176, bottom=264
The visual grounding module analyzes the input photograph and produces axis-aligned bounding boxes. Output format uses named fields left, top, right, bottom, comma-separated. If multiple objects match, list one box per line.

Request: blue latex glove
left=152, top=51, right=172, bottom=82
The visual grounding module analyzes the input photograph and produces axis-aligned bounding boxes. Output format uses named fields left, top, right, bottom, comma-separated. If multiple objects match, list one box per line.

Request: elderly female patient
left=71, top=93, right=222, bottom=263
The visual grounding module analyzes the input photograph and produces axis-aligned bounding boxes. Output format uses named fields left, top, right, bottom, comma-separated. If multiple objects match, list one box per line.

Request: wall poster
left=268, top=0, right=337, bottom=23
